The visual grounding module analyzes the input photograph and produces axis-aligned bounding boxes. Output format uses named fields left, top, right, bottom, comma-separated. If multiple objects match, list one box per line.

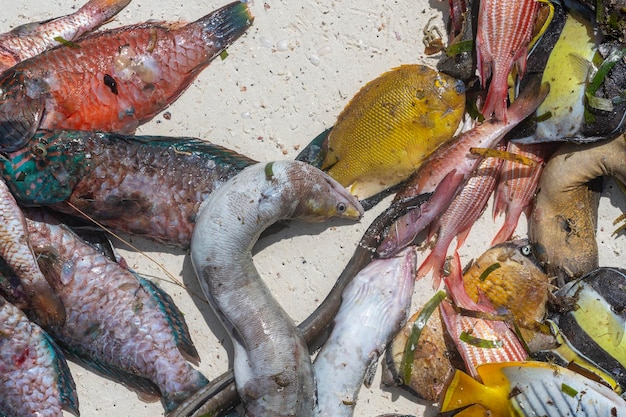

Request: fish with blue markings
left=0, top=293, right=78, bottom=417
left=0, top=130, right=257, bottom=248
left=23, top=207, right=208, bottom=413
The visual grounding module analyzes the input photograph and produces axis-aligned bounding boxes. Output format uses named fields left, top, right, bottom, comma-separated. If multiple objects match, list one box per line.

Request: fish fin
left=61, top=343, right=162, bottom=399
left=416, top=239, right=450, bottom=289
left=136, top=276, right=201, bottom=363
left=127, top=134, right=258, bottom=168
left=440, top=368, right=488, bottom=413
left=195, top=1, right=254, bottom=55
left=78, top=0, right=131, bottom=26
left=42, top=331, right=79, bottom=416
left=507, top=75, right=550, bottom=126
left=295, top=127, right=332, bottom=168
left=567, top=52, right=592, bottom=84
left=455, top=227, right=472, bottom=250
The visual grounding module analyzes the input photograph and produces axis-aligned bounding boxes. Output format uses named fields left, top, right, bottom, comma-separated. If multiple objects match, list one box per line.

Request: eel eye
left=336, top=202, right=347, bottom=213
left=520, top=245, right=532, bottom=256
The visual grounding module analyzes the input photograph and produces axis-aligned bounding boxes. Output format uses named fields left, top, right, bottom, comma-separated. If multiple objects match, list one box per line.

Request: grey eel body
left=190, top=160, right=364, bottom=416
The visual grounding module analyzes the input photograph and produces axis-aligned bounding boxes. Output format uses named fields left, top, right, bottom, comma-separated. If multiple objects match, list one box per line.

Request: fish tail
left=481, top=68, right=510, bottom=122
left=441, top=369, right=500, bottom=415
left=491, top=213, right=519, bottom=245
left=416, top=239, right=451, bottom=289
left=78, top=0, right=132, bottom=23
left=194, top=1, right=254, bottom=51
left=506, top=75, right=550, bottom=125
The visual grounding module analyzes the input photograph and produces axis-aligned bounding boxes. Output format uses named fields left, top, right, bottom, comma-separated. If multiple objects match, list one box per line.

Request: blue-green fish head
left=0, top=131, right=87, bottom=205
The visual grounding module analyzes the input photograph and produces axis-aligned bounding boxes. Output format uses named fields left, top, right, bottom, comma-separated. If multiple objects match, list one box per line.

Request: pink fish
left=377, top=77, right=548, bottom=259
left=491, top=141, right=555, bottom=245
left=0, top=0, right=131, bottom=72
left=416, top=149, right=504, bottom=288
left=476, top=0, right=539, bottom=121
left=440, top=253, right=528, bottom=379
left=0, top=1, right=253, bottom=151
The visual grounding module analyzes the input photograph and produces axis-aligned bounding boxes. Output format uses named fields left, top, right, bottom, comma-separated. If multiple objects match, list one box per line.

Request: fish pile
left=0, top=0, right=625, bottom=416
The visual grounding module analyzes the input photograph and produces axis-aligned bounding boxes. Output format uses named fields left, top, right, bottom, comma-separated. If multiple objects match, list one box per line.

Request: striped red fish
left=440, top=253, right=528, bottom=379
left=0, top=0, right=130, bottom=72
left=376, top=77, right=549, bottom=259
left=417, top=149, right=504, bottom=288
left=477, top=0, right=539, bottom=121
left=0, top=1, right=253, bottom=152
left=491, top=141, right=555, bottom=245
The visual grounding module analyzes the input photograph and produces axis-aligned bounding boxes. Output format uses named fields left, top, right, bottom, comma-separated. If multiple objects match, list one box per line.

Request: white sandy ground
left=2, top=0, right=625, bottom=416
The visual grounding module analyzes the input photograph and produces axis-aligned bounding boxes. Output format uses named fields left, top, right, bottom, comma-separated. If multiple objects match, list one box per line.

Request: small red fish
left=491, top=141, right=555, bottom=245
left=476, top=0, right=539, bottom=121
left=440, top=253, right=528, bottom=379
left=0, top=0, right=131, bottom=72
left=377, top=78, right=548, bottom=259
left=0, top=1, right=253, bottom=151
left=417, top=149, right=503, bottom=287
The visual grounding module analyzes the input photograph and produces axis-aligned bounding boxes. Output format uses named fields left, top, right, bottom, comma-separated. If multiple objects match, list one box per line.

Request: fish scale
left=477, top=0, right=538, bottom=121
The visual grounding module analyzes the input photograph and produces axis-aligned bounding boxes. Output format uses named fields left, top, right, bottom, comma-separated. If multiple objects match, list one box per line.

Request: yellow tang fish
left=320, top=64, right=466, bottom=199
left=441, top=361, right=626, bottom=417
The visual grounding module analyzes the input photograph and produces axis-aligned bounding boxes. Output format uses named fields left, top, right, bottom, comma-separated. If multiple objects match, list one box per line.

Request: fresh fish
left=491, top=142, right=554, bottom=245
left=24, top=208, right=209, bottom=413
left=416, top=150, right=503, bottom=287
left=440, top=253, right=528, bottom=379
left=0, top=1, right=253, bottom=152
left=462, top=239, right=550, bottom=346
left=314, top=248, right=416, bottom=417
left=319, top=64, right=466, bottom=200
left=529, top=134, right=626, bottom=284
left=0, top=294, right=78, bottom=417
left=0, top=179, right=65, bottom=327
left=476, top=0, right=539, bottom=121
left=0, top=130, right=257, bottom=248
left=376, top=76, right=549, bottom=258
left=440, top=361, right=626, bottom=416
left=0, top=0, right=131, bottom=72
left=191, top=161, right=363, bottom=417
left=382, top=291, right=459, bottom=403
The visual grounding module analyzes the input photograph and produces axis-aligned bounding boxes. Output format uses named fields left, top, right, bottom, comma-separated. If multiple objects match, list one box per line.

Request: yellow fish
left=320, top=64, right=466, bottom=199
left=441, top=361, right=626, bottom=417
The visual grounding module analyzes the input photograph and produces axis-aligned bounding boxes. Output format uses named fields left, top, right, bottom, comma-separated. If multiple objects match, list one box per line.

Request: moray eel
left=529, top=134, right=626, bottom=284
left=190, top=160, right=363, bottom=417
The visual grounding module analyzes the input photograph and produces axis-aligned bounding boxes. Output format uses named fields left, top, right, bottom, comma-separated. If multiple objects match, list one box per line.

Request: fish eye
left=31, top=144, right=47, bottom=158
left=336, top=202, right=347, bottom=213
left=520, top=245, right=532, bottom=256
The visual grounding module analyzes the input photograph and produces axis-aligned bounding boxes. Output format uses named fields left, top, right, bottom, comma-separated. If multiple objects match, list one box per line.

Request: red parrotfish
left=0, top=0, right=131, bottom=72
left=0, top=1, right=253, bottom=152
left=376, top=77, right=549, bottom=260
left=491, top=141, right=555, bottom=245
left=476, top=0, right=539, bottom=121
left=416, top=149, right=504, bottom=287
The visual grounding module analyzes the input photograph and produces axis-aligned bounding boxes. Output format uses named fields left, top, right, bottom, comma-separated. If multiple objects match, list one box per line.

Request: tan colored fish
left=320, top=64, right=466, bottom=199
left=462, top=239, right=550, bottom=335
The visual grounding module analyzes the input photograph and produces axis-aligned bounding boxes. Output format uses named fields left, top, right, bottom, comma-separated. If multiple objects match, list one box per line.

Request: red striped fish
left=0, top=0, right=131, bottom=72
left=477, top=0, right=539, bottom=121
left=440, top=253, right=528, bottom=379
left=491, top=142, right=555, bottom=245
left=417, top=149, right=504, bottom=288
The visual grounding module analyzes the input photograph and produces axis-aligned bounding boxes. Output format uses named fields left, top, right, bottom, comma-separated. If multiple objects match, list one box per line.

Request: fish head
left=462, top=239, right=550, bottom=328
left=0, top=69, right=46, bottom=152
left=282, top=161, right=364, bottom=222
